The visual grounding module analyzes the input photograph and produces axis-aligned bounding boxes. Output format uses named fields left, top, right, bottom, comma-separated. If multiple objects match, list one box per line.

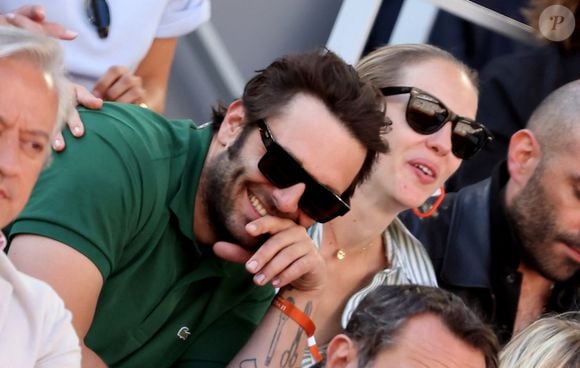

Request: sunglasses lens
left=451, top=120, right=486, bottom=159
left=407, top=96, right=448, bottom=135
left=258, top=145, right=349, bottom=222
left=258, top=147, right=300, bottom=188
left=299, top=186, right=349, bottom=223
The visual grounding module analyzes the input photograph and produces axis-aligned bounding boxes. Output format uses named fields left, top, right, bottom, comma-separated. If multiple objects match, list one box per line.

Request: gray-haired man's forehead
left=0, top=115, right=51, bottom=141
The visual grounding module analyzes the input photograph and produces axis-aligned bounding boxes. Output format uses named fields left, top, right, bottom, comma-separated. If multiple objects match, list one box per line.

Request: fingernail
left=246, top=259, right=258, bottom=272
left=246, top=223, right=256, bottom=233
left=64, top=30, right=78, bottom=38
left=271, top=278, right=280, bottom=287
left=254, top=274, right=265, bottom=285
left=5, top=13, right=15, bottom=20
left=53, top=139, right=63, bottom=149
left=73, top=126, right=82, bottom=135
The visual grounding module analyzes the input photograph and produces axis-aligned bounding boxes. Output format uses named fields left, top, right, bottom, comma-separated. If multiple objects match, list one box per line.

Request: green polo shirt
left=10, top=103, right=273, bottom=367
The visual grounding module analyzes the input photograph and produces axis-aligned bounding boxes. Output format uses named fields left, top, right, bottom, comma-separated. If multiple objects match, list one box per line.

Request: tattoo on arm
left=280, top=300, right=313, bottom=368
left=266, top=300, right=290, bottom=365
left=239, top=359, right=258, bottom=368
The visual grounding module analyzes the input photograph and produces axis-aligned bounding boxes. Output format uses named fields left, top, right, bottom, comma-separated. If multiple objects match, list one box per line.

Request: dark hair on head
left=345, top=285, right=499, bottom=368
left=211, top=49, right=390, bottom=200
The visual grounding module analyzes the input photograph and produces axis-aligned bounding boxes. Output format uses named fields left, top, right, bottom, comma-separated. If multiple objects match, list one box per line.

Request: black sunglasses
left=381, top=87, right=493, bottom=159
left=257, top=120, right=350, bottom=223
left=86, top=0, right=110, bottom=38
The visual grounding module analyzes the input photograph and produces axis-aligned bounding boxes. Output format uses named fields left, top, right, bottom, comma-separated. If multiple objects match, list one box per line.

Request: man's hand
left=221, top=216, right=327, bottom=367
left=213, top=215, right=326, bottom=294
left=92, top=65, right=146, bottom=106
left=52, top=85, right=103, bottom=151
left=0, top=5, right=77, bottom=40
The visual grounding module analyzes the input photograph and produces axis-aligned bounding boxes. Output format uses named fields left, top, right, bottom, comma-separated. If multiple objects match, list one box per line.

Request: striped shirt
left=301, top=218, right=438, bottom=367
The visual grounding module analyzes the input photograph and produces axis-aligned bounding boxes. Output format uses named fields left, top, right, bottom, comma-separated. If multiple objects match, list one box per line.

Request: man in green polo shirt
left=8, top=50, right=389, bottom=367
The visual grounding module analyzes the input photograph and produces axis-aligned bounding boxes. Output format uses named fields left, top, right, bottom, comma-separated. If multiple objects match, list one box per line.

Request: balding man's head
left=526, top=80, right=580, bottom=162
left=505, top=80, right=580, bottom=283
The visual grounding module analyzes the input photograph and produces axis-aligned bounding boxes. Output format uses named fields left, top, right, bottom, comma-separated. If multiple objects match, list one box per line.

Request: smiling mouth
left=567, top=244, right=580, bottom=261
left=412, top=163, right=435, bottom=178
left=249, top=192, right=268, bottom=217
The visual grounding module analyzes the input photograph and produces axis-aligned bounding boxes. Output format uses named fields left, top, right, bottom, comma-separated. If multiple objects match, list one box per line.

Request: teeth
left=249, top=193, right=268, bottom=217
left=414, top=163, right=434, bottom=177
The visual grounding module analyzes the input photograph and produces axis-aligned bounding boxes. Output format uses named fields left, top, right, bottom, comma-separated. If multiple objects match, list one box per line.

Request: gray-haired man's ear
left=324, top=334, right=359, bottom=368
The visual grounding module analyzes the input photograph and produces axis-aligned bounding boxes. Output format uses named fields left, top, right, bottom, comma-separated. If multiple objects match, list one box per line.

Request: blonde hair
left=356, top=43, right=478, bottom=91
left=499, top=312, right=580, bottom=368
left=0, top=25, right=73, bottom=137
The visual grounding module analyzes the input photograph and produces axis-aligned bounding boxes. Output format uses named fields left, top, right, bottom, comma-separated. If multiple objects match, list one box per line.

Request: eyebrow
left=0, top=115, right=51, bottom=141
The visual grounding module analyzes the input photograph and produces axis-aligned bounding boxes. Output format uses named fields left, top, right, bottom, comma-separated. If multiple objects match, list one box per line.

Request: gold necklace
left=335, top=237, right=380, bottom=261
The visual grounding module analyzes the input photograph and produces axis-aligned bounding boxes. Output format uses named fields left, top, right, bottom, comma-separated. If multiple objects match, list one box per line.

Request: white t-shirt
left=0, top=232, right=81, bottom=367
left=1, top=0, right=210, bottom=89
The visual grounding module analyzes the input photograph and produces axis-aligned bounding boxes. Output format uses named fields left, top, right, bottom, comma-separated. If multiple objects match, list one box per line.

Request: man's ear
left=325, top=334, right=359, bottom=368
left=507, top=129, right=542, bottom=186
left=216, top=99, right=246, bottom=147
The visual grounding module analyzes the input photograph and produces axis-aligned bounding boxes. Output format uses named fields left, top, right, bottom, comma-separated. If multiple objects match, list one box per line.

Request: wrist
left=271, top=295, right=322, bottom=363
left=278, top=285, right=324, bottom=300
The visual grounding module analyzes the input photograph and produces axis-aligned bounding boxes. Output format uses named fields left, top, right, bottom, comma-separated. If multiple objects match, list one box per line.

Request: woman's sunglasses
left=257, top=120, right=350, bottom=223
left=381, top=86, right=493, bottom=159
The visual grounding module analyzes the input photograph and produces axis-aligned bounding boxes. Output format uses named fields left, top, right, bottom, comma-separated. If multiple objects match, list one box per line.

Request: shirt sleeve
left=156, top=0, right=211, bottom=38
left=35, top=283, right=82, bottom=368
left=9, top=106, right=145, bottom=279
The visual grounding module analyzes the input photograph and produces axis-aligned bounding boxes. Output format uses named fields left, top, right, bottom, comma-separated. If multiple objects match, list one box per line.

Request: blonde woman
left=301, top=43, right=492, bottom=366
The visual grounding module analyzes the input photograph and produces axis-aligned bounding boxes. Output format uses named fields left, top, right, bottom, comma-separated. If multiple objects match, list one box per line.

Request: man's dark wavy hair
left=211, top=49, right=390, bottom=200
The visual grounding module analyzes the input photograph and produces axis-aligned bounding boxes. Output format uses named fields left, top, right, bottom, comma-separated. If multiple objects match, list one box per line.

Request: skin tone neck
left=503, top=130, right=554, bottom=334
left=323, top=181, right=402, bottom=254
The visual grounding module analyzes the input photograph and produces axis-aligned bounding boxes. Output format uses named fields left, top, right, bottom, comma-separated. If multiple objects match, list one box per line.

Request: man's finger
left=213, top=241, right=253, bottom=264
left=6, top=10, right=77, bottom=40
left=92, top=66, right=126, bottom=99
left=13, top=5, right=45, bottom=21
left=51, top=131, right=65, bottom=152
left=67, top=110, right=85, bottom=137
left=75, top=84, right=103, bottom=109
left=42, top=22, right=78, bottom=40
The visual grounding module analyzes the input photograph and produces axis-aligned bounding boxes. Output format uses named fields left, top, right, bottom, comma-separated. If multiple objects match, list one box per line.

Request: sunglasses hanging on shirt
left=381, top=86, right=493, bottom=159
left=86, top=0, right=110, bottom=38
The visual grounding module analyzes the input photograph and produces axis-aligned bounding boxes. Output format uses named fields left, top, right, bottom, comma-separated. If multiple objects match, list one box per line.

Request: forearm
left=229, top=289, right=319, bottom=368
left=81, top=344, right=108, bottom=368
left=141, top=84, right=166, bottom=113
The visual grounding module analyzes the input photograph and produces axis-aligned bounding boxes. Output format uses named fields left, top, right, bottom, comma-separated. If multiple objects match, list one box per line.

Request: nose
left=271, top=182, right=306, bottom=218
left=0, top=135, right=21, bottom=178
left=426, top=121, right=453, bottom=156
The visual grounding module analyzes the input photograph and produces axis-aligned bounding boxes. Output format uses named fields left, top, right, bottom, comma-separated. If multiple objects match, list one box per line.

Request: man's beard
left=509, top=167, right=580, bottom=282
left=199, top=129, right=267, bottom=250
left=202, top=147, right=243, bottom=246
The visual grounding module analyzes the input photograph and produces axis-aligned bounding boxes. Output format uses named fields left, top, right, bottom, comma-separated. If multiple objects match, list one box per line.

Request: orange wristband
left=272, top=296, right=322, bottom=363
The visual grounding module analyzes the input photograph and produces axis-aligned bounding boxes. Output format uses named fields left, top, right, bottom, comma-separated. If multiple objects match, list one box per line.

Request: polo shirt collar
left=168, top=123, right=213, bottom=247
